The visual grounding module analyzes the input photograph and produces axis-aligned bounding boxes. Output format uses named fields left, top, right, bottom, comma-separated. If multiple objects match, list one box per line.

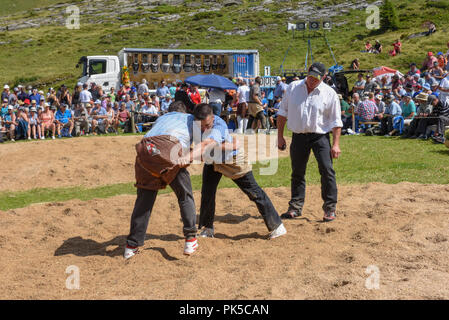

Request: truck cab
left=77, top=56, right=121, bottom=92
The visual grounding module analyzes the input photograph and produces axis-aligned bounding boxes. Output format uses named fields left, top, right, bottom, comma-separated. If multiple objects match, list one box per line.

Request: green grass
left=1, top=135, right=448, bottom=211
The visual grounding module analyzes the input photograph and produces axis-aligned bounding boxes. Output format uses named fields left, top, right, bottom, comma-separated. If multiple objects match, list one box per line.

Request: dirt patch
left=0, top=182, right=448, bottom=299
left=0, top=134, right=289, bottom=192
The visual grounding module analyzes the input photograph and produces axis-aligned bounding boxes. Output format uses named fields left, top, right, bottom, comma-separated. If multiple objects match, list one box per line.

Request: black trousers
left=198, top=164, right=282, bottom=232
left=437, top=116, right=449, bottom=135
left=126, top=168, right=197, bottom=247
left=416, top=117, right=438, bottom=135
left=247, top=111, right=266, bottom=129
left=289, top=133, right=338, bottom=213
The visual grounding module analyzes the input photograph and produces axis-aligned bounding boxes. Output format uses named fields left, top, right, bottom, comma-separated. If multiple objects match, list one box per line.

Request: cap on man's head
left=4, top=84, right=9, bottom=89
left=375, top=94, right=383, bottom=100
left=423, top=83, right=431, bottom=90
left=31, top=99, right=36, bottom=104
left=308, top=62, right=326, bottom=80
left=337, top=94, right=343, bottom=99
left=86, top=103, right=92, bottom=108
left=2, top=98, right=7, bottom=103
left=276, top=76, right=282, bottom=81
left=95, top=100, right=101, bottom=105
left=7, top=105, right=13, bottom=110
left=30, top=107, right=37, bottom=112
left=438, top=51, right=443, bottom=56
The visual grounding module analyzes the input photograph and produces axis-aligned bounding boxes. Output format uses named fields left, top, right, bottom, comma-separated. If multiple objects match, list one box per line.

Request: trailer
left=77, top=48, right=260, bottom=91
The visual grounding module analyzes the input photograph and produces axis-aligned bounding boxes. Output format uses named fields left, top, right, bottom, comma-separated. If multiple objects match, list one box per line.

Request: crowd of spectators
left=340, top=43, right=449, bottom=144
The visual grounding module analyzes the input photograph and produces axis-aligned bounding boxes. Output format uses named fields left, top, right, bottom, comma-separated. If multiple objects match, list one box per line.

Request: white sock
left=237, top=116, right=243, bottom=133
left=243, top=118, right=248, bottom=133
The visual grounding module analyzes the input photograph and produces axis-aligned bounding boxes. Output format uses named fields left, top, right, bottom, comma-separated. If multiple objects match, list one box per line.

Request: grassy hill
left=0, top=0, right=448, bottom=90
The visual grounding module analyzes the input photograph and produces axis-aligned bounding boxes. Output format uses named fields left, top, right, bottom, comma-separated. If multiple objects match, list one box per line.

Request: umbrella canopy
left=372, top=66, right=404, bottom=83
left=184, top=74, right=237, bottom=90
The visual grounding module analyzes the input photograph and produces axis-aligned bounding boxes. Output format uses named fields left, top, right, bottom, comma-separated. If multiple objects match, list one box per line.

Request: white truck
left=77, top=48, right=260, bottom=91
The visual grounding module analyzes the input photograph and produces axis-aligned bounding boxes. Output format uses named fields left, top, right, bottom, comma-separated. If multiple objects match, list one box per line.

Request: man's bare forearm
left=332, top=127, right=341, bottom=147
left=277, top=115, right=287, bottom=138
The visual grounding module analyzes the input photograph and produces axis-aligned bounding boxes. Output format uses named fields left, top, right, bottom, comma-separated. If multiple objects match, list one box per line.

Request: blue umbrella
left=184, top=74, right=237, bottom=90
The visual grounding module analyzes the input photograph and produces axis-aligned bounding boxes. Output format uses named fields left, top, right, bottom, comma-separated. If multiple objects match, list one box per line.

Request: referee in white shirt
left=277, top=62, right=343, bottom=222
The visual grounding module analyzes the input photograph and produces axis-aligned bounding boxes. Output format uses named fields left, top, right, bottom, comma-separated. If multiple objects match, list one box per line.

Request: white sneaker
left=183, top=238, right=198, bottom=255
left=51, top=136, right=55, bottom=140
left=11, top=138, right=15, bottom=142
left=199, top=227, right=214, bottom=238
left=41, top=136, right=45, bottom=140
left=123, top=245, right=138, bottom=260
left=28, top=137, right=31, bottom=140
left=268, top=223, right=287, bottom=239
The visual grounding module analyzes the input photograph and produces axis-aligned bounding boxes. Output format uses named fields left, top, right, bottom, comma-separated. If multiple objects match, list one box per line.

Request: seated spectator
left=117, top=102, right=131, bottom=133
left=29, top=106, right=40, bottom=140
left=91, top=100, right=109, bottom=134
left=365, top=41, right=373, bottom=53
left=339, top=94, right=352, bottom=130
left=423, top=72, right=438, bottom=88
left=429, top=94, right=449, bottom=143
left=3, top=105, right=17, bottom=141
left=437, top=52, right=447, bottom=69
left=40, top=102, right=56, bottom=139
left=373, top=40, right=382, bottom=54
left=413, top=74, right=425, bottom=87
left=380, top=95, right=403, bottom=136
left=150, top=94, right=160, bottom=109
left=16, top=107, right=30, bottom=140
left=407, top=63, right=421, bottom=77
left=160, top=94, right=172, bottom=114
left=426, top=22, right=436, bottom=36
left=140, top=102, right=159, bottom=123
left=363, top=75, right=377, bottom=93
left=400, top=93, right=416, bottom=126
left=393, top=39, right=402, bottom=54
left=73, top=103, right=90, bottom=136
left=350, top=58, right=360, bottom=70
left=265, top=94, right=280, bottom=129
left=354, top=93, right=378, bottom=133
left=421, top=83, right=432, bottom=94
left=55, top=103, right=74, bottom=138
left=403, top=93, right=432, bottom=138
left=353, top=73, right=366, bottom=96
left=422, top=52, right=438, bottom=72
left=429, top=61, right=447, bottom=80
left=105, top=103, right=118, bottom=134
left=1, top=98, right=8, bottom=118
left=374, top=94, right=386, bottom=120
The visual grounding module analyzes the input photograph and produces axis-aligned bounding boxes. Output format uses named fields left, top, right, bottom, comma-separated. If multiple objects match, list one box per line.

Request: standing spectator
left=156, top=80, right=170, bottom=100
left=72, top=84, right=82, bottom=106
left=234, top=78, right=250, bottom=133
left=247, top=76, right=266, bottom=130
left=174, top=83, right=195, bottom=113
left=407, top=63, right=421, bottom=77
left=273, top=76, right=287, bottom=101
left=80, top=83, right=92, bottom=108
left=137, top=79, right=150, bottom=96
left=2, top=85, right=10, bottom=102
left=188, top=85, right=202, bottom=105
left=364, top=75, right=377, bottom=93
left=207, top=87, right=226, bottom=117
left=109, top=87, right=116, bottom=104
left=169, top=82, right=177, bottom=98
left=17, top=85, right=28, bottom=102
left=55, top=103, right=74, bottom=138
left=29, top=88, right=41, bottom=104
left=89, top=83, right=100, bottom=101
left=150, top=94, right=159, bottom=109
left=40, top=103, right=56, bottom=139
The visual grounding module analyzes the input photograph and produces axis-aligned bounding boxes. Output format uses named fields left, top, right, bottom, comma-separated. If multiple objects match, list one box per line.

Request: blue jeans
left=16, top=119, right=29, bottom=139
left=354, top=116, right=372, bottom=133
